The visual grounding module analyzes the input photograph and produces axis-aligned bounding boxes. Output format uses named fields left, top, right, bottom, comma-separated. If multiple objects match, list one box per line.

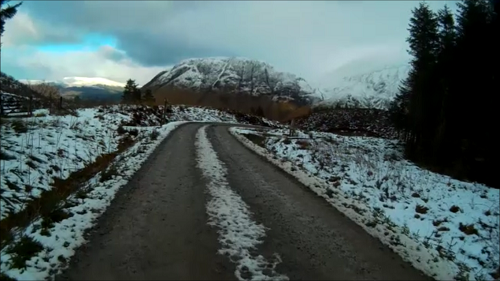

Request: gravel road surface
left=58, top=123, right=430, bottom=280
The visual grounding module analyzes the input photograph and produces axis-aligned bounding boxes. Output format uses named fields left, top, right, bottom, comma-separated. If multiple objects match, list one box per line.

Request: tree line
left=121, top=79, right=155, bottom=104
left=389, top=0, right=499, bottom=187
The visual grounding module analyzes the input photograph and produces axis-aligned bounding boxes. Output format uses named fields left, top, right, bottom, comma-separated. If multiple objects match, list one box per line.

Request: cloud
left=2, top=11, right=80, bottom=47
left=1, top=45, right=166, bottom=85
left=2, top=1, right=457, bottom=82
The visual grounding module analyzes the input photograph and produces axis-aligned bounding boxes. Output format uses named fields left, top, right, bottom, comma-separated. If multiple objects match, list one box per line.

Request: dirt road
left=58, top=123, right=430, bottom=280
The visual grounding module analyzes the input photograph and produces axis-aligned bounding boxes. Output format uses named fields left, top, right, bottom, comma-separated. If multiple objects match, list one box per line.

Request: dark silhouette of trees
left=389, top=0, right=499, bottom=188
left=122, top=79, right=141, bottom=104
left=0, top=0, right=21, bottom=37
left=143, top=89, right=155, bottom=103
left=1, top=0, right=22, bottom=47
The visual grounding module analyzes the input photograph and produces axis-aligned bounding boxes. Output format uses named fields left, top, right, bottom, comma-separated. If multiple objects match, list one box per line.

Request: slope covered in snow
left=315, top=64, right=410, bottom=110
left=143, top=57, right=318, bottom=106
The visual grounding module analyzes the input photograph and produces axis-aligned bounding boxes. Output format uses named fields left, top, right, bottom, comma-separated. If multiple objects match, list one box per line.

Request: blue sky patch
left=37, top=33, right=117, bottom=53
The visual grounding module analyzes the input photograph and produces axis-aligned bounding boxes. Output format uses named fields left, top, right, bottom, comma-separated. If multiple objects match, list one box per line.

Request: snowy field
left=0, top=104, right=254, bottom=280
left=230, top=127, right=500, bottom=281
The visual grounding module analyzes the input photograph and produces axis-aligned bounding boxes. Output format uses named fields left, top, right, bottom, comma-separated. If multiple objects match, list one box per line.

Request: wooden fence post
left=29, top=96, right=33, bottom=117
left=163, top=98, right=167, bottom=124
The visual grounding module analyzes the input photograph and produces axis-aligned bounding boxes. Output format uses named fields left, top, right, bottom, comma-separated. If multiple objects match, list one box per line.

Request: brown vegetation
left=150, top=86, right=311, bottom=122
left=295, top=108, right=397, bottom=138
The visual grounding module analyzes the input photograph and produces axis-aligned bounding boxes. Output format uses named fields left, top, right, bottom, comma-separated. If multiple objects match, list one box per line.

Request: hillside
left=141, top=57, right=319, bottom=121
left=0, top=72, right=47, bottom=100
left=143, top=57, right=317, bottom=105
left=315, top=65, right=410, bottom=110
left=59, top=85, right=123, bottom=101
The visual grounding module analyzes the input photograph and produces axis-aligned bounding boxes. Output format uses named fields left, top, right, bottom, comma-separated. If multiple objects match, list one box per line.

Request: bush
left=11, top=120, right=28, bottom=133
left=150, top=129, right=160, bottom=141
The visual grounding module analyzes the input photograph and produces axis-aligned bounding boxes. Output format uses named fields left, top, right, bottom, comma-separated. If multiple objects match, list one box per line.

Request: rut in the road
left=195, top=125, right=288, bottom=281
left=57, top=124, right=235, bottom=281
left=207, top=125, right=431, bottom=281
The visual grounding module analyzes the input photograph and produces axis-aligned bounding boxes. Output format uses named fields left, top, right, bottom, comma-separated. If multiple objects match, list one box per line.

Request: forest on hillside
left=389, top=0, right=499, bottom=188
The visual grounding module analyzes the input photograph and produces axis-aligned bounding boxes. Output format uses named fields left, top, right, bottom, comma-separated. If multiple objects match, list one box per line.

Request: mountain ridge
left=314, top=64, right=410, bottom=110
left=143, top=57, right=319, bottom=106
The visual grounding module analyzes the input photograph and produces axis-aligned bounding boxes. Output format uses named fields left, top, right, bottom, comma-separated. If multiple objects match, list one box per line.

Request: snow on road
left=195, top=125, right=288, bottom=281
left=230, top=127, right=500, bottom=281
left=0, top=103, right=267, bottom=281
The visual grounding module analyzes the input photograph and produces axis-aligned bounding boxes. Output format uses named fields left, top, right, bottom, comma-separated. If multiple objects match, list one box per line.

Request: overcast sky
left=1, top=1, right=456, bottom=85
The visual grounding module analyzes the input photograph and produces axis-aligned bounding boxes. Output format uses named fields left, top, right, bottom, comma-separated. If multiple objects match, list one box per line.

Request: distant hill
left=314, top=64, right=410, bottom=110
left=19, top=77, right=125, bottom=102
left=142, top=57, right=319, bottom=106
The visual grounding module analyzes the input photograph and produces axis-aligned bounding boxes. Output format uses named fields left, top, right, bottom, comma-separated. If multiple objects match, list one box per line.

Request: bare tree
left=248, top=61, right=256, bottom=94
left=264, top=68, right=279, bottom=95
left=27, top=82, right=61, bottom=113
left=232, top=59, right=246, bottom=92
left=317, top=89, right=326, bottom=101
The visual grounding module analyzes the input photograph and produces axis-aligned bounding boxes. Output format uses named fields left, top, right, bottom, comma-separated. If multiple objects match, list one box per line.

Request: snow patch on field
left=229, top=127, right=500, bottom=281
left=0, top=109, right=129, bottom=219
left=195, top=125, right=288, bottom=281
left=0, top=122, right=188, bottom=280
left=1, top=102, right=271, bottom=280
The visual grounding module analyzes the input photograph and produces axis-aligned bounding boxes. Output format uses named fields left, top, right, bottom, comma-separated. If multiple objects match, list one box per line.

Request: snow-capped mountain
left=17, top=77, right=124, bottom=101
left=314, top=64, right=410, bottom=110
left=19, top=77, right=125, bottom=88
left=143, top=57, right=318, bottom=106
left=60, top=77, right=125, bottom=88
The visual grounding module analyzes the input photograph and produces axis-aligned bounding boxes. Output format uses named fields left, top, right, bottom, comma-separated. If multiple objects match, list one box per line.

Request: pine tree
left=133, top=87, right=142, bottom=104
left=0, top=0, right=22, bottom=46
left=122, top=79, right=139, bottom=104
left=389, top=78, right=412, bottom=141
left=453, top=0, right=497, bottom=184
left=391, top=0, right=499, bottom=187
left=143, top=89, right=155, bottom=103
left=431, top=5, right=457, bottom=163
left=402, top=2, right=439, bottom=160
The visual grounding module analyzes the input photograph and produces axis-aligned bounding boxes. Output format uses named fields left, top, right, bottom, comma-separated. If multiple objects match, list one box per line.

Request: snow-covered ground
left=1, top=108, right=128, bottom=219
left=230, top=127, right=500, bottom=281
left=0, top=121, right=187, bottom=280
left=195, top=125, right=288, bottom=281
left=0, top=104, right=261, bottom=280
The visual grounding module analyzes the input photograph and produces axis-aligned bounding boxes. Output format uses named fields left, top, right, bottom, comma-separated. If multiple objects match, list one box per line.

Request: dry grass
left=150, top=87, right=311, bottom=122
left=241, top=134, right=266, bottom=148
left=0, top=133, right=136, bottom=250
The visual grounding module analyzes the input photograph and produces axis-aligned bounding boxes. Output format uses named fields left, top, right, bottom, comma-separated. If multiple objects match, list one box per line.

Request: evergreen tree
left=0, top=0, right=22, bottom=46
left=389, top=77, right=413, bottom=141
left=454, top=0, right=497, bottom=183
left=390, top=0, right=499, bottom=187
left=402, top=2, right=439, bottom=159
left=133, top=87, right=142, bottom=104
left=432, top=5, right=457, bottom=163
left=122, top=79, right=140, bottom=104
left=143, top=89, right=155, bottom=103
